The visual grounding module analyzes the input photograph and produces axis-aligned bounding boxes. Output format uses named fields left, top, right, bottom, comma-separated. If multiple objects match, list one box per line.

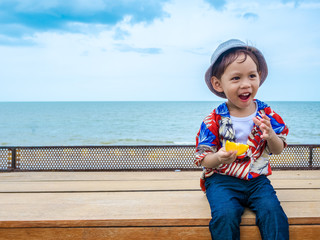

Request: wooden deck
left=0, top=170, right=320, bottom=239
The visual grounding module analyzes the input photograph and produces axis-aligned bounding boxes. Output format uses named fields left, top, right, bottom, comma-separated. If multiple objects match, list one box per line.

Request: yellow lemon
left=225, top=140, right=249, bottom=156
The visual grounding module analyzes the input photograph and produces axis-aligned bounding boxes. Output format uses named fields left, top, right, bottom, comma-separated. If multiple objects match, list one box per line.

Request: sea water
left=0, top=101, right=319, bottom=146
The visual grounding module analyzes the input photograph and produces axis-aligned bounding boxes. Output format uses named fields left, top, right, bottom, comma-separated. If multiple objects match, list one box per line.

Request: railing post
left=10, top=148, right=17, bottom=171
left=309, top=146, right=313, bottom=168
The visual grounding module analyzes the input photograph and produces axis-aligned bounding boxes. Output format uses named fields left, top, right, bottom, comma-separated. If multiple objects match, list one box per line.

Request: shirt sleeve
left=195, top=113, right=220, bottom=166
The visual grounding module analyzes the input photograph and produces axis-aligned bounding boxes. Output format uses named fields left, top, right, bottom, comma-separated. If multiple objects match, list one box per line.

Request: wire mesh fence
left=0, top=145, right=319, bottom=172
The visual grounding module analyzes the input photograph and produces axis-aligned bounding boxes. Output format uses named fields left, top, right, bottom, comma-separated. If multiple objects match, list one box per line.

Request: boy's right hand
left=217, top=147, right=237, bottom=164
left=201, top=147, right=238, bottom=168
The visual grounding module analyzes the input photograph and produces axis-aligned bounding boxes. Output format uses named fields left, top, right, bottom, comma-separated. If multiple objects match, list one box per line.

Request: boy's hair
left=211, top=48, right=260, bottom=79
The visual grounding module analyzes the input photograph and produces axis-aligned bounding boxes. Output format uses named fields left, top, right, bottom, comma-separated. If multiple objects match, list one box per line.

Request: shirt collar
left=216, top=99, right=268, bottom=117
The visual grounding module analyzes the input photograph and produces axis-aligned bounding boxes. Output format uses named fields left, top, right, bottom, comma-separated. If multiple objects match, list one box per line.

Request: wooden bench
left=0, top=170, right=320, bottom=240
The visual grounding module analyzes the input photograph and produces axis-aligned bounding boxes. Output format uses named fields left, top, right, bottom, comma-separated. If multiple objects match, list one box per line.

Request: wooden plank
left=276, top=189, right=320, bottom=202
left=0, top=227, right=210, bottom=240
left=0, top=219, right=212, bottom=228
left=1, top=171, right=320, bottom=192
left=2, top=216, right=320, bottom=229
left=0, top=171, right=202, bottom=182
left=288, top=225, right=320, bottom=240
left=269, top=170, right=320, bottom=180
left=0, top=190, right=319, bottom=224
left=1, top=180, right=320, bottom=192
left=272, top=179, right=320, bottom=189
left=1, top=181, right=320, bottom=204
left=0, top=225, right=319, bottom=240
left=0, top=191, right=211, bottom=222
left=0, top=180, right=200, bottom=192
left=1, top=170, right=319, bottom=182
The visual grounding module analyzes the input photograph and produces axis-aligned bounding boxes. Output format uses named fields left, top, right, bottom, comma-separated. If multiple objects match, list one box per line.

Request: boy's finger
left=225, top=150, right=237, bottom=157
left=262, top=114, right=270, bottom=121
left=253, top=116, right=261, bottom=125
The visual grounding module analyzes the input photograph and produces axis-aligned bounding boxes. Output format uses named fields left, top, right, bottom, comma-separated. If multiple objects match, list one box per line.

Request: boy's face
left=211, top=53, right=260, bottom=116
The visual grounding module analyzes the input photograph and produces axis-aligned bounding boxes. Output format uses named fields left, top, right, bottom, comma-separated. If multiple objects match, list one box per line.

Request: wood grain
left=1, top=170, right=319, bottom=239
left=0, top=225, right=319, bottom=240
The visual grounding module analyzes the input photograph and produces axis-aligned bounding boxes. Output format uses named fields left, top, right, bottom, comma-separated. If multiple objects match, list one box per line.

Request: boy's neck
left=227, top=101, right=257, bottom=118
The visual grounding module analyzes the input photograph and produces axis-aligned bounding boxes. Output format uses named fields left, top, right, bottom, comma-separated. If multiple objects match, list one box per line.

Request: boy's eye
left=231, top=76, right=240, bottom=81
left=249, top=74, right=257, bottom=78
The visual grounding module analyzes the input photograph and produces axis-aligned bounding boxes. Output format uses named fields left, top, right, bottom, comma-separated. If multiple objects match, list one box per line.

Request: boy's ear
left=211, top=76, right=224, bottom=93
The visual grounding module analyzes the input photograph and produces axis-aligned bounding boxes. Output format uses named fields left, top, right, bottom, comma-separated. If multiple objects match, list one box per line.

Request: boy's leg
left=205, top=174, right=245, bottom=240
left=247, top=176, right=289, bottom=240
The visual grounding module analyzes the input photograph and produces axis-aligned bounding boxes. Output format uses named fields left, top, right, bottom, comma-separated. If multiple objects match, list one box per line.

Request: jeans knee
left=211, top=207, right=243, bottom=228
left=256, top=199, right=286, bottom=218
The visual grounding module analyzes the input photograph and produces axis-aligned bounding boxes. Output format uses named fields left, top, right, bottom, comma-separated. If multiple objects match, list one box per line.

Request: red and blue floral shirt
left=195, top=99, right=289, bottom=191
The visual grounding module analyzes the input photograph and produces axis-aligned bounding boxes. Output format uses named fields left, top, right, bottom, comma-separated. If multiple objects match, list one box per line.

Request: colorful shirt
left=195, top=99, right=289, bottom=190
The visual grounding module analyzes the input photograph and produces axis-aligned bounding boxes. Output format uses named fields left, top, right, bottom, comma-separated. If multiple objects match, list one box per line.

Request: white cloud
left=0, top=0, right=319, bottom=101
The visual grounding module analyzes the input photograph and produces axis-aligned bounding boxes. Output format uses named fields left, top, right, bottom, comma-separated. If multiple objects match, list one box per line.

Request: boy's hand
left=253, top=114, right=277, bottom=141
left=217, top=147, right=237, bottom=164
left=252, top=114, right=285, bottom=155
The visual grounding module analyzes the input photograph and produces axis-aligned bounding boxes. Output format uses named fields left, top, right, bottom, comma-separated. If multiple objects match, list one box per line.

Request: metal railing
left=0, top=144, right=319, bottom=172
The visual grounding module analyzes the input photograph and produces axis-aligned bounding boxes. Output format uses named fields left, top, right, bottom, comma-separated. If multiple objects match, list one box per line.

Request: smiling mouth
left=239, top=93, right=251, bottom=100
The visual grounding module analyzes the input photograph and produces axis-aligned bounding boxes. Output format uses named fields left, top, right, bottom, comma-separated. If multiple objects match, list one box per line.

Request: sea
left=0, top=101, right=319, bottom=146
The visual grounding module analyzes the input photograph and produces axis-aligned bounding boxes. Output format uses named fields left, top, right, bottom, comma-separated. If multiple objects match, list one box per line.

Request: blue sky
left=0, top=0, right=319, bottom=101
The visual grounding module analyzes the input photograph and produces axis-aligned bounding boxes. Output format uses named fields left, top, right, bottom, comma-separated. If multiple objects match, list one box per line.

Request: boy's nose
left=240, top=78, right=251, bottom=88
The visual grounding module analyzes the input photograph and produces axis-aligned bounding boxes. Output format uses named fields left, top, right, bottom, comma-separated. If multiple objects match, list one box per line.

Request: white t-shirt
left=230, top=107, right=257, bottom=144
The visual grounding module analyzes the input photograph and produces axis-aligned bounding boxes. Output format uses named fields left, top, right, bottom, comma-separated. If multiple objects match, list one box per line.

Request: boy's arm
left=253, top=114, right=285, bottom=154
left=264, top=131, right=285, bottom=154
left=195, top=111, right=237, bottom=168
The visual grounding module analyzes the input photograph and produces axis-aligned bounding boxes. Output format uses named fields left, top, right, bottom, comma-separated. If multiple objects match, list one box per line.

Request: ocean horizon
left=0, top=101, right=319, bottom=146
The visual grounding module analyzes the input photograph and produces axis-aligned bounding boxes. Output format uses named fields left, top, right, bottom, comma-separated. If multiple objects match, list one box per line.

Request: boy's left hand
left=253, top=114, right=276, bottom=141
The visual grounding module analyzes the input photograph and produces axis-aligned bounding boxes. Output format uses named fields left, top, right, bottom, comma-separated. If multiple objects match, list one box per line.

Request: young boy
left=195, top=39, right=289, bottom=240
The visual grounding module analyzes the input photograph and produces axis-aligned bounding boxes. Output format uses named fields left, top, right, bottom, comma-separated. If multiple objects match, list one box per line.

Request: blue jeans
left=205, top=174, right=289, bottom=240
